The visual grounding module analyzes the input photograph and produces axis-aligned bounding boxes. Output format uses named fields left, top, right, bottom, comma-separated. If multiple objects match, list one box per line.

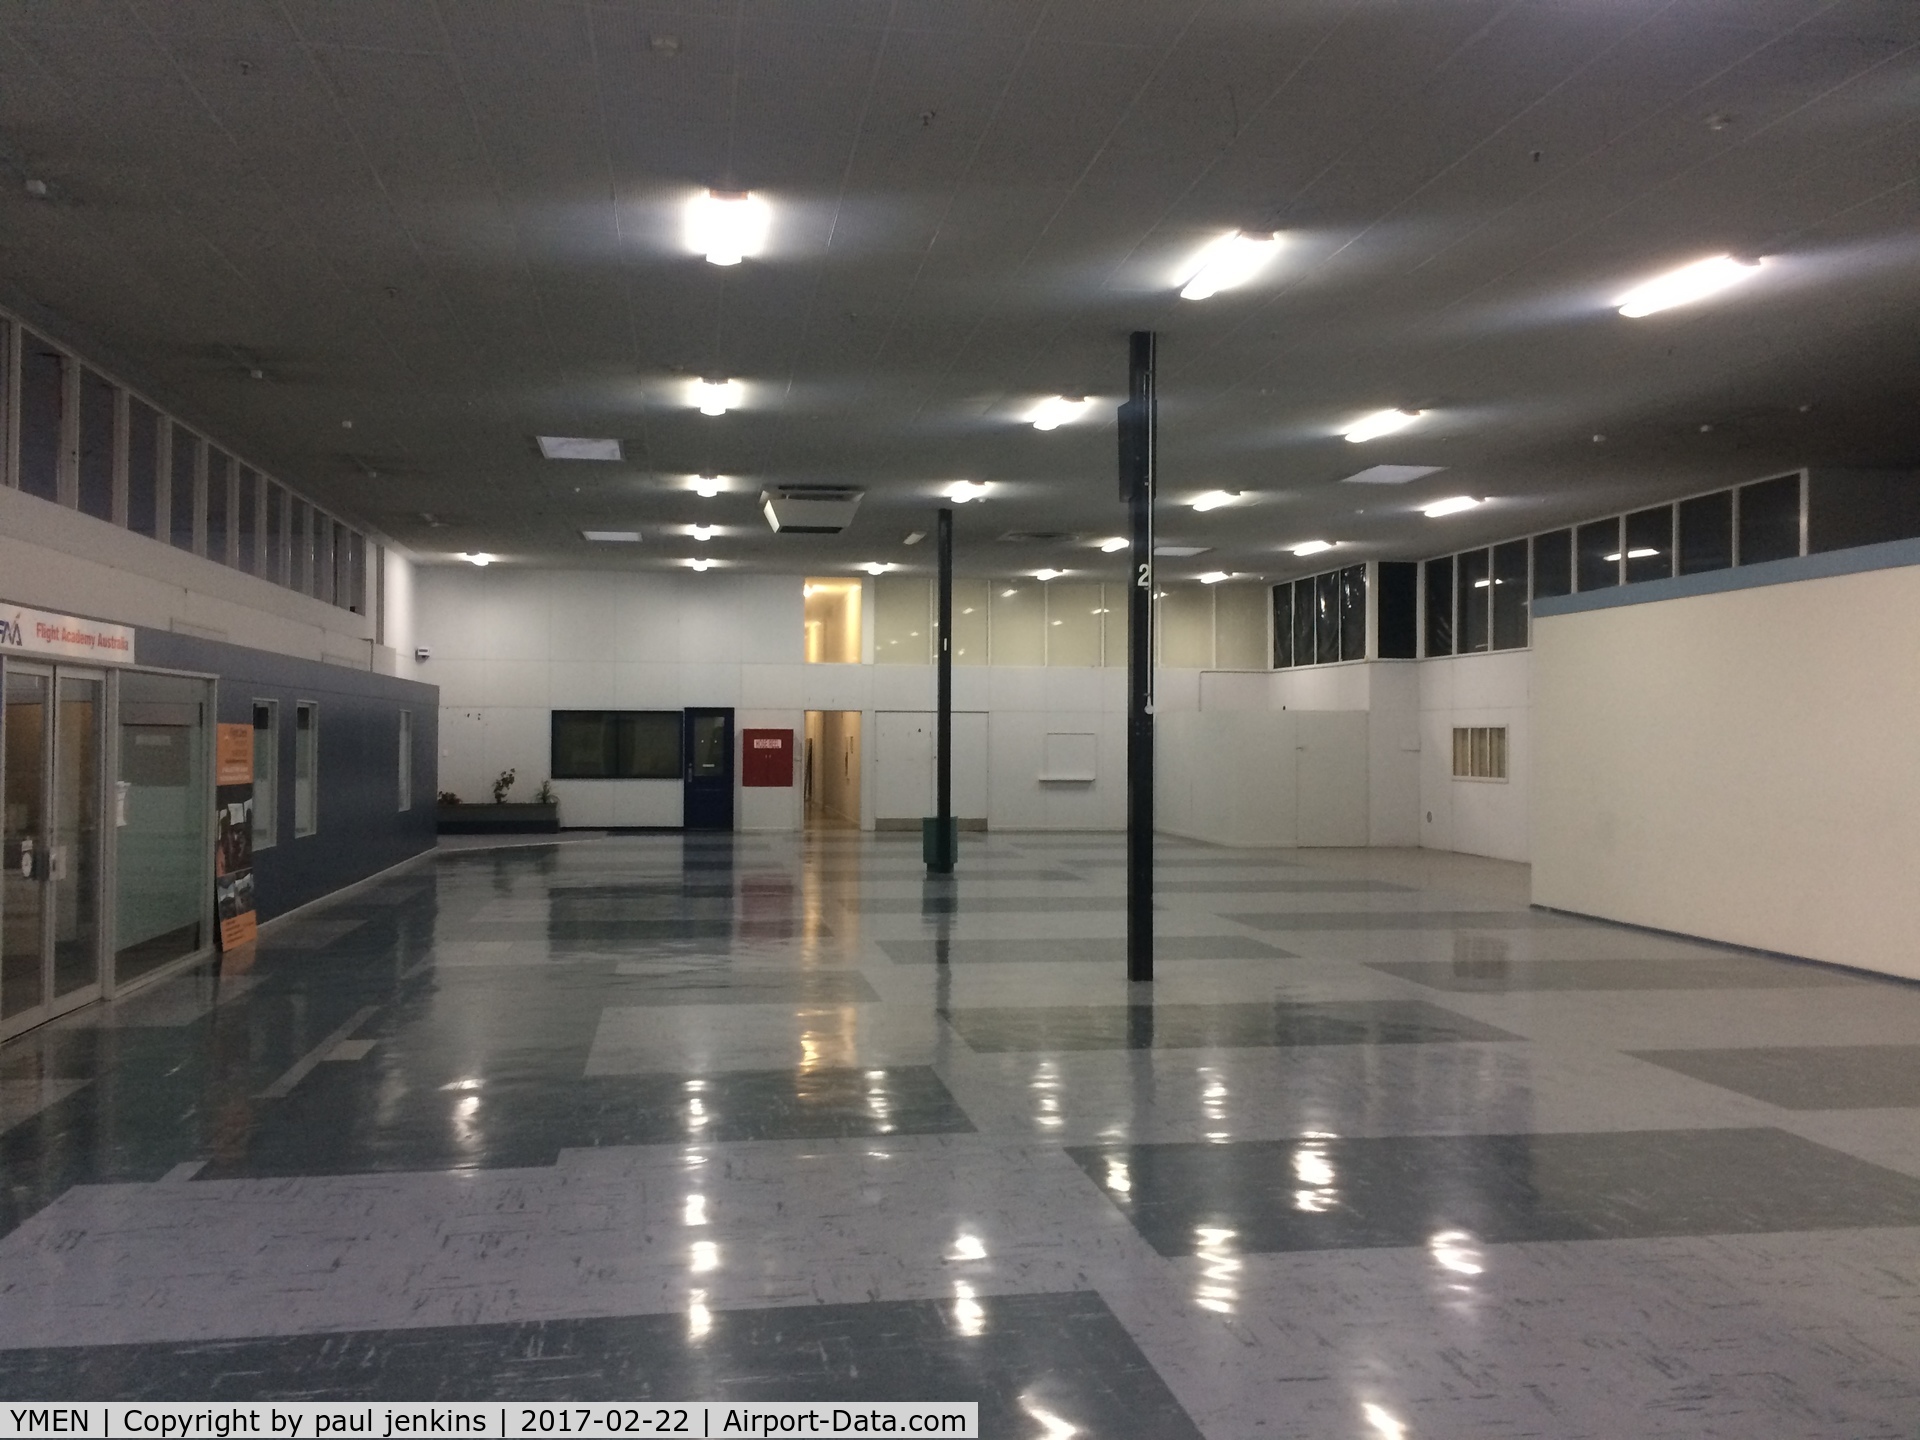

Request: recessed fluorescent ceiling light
left=1197, top=571, right=1230, bottom=584
left=688, top=557, right=713, bottom=571
left=947, top=480, right=989, bottom=503
left=1179, top=230, right=1281, bottom=300
left=582, top=530, right=641, bottom=542
left=1421, top=496, right=1482, bottom=518
left=1191, top=489, right=1240, bottom=512
left=1603, top=549, right=1661, bottom=561
left=1616, top=255, right=1760, bottom=318
left=685, top=189, right=769, bottom=266
left=1028, top=395, right=1090, bottom=430
left=1098, top=537, right=1129, bottom=553
left=1342, top=464, right=1444, bottom=485
left=1291, top=540, right=1335, bottom=557
left=863, top=562, right=891, bottom=575
left=538, top=436, right=622, bottom=461
left=1034, top=569, right=1065, bottom=581
left=1344, top=408, right=1423, bottom=443
left=692, top=378, right=738, bottom=415
left=692, top=474, right=724, bottom=497
left=458, top=552, right=492, bottom=567
left=903, top=531, right=926, bottom=545
left=1154, top=545, right=1211, bottom=557
left=689, top=525, right=715, bottom=541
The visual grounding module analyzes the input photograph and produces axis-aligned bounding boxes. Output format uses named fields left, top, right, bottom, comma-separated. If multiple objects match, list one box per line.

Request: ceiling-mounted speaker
left=761, top=486, right=864, bottom=534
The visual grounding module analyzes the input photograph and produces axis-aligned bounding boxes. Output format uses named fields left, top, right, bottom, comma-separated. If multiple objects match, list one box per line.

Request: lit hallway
left=3, top=834, right=1920, bottom=1436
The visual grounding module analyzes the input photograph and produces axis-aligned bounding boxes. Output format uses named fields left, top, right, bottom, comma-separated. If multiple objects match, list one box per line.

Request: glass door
left=115, top=671, right=212, bottom=988
left=1, top=662, right=106, bottom=1037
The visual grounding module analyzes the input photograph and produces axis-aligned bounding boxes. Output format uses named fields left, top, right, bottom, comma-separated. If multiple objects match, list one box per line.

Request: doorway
left=682, top=707, right=735, bottom=831
left=2, top=661, right=107, bottom=1038
left=803, top=710, right=861, bottom=830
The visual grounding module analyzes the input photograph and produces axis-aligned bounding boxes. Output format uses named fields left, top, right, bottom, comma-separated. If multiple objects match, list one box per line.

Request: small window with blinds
left=1451, top=726, right=1508, bottom=781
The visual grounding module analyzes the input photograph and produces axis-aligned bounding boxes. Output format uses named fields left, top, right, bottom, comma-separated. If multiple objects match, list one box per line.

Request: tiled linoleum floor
left=3, top=831, right=1920, bottom=1437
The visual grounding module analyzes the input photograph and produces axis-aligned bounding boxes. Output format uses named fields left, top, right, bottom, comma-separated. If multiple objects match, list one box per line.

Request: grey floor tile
left=944, top=1000, right=1519, bottom=1052
left=1369, top=955, right=1869, bottom=991
left=1628, top=1045, right=1920, bottom=1109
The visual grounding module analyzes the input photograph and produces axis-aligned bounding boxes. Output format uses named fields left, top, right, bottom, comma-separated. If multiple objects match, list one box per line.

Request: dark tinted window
left=19, top=336, right=64, bottom=503
left=1678, top=491, right=1733, bottom=574
left=1738, top=474, right=1801, bottom=564
left=1424, top=556, right=1454, bottom=656
left=1807, top=470, right=1920, bottom=554
left=169, top=425, right=199, bottom=551
left=1532, top=529, right=1572, bottom=599
left=236, top=469, right=258, bottom=573
left=1377, top=562, right=1419, bottom=660
left=553, top=711, right=683, bottom=779
left=1338, top=565, right=1366, bottom=661
left=1272, top=585, right=1293, bottom=668
left=1492, top=540, right=1528, bottom=649
left=1458, top=549, right=1491, bottom=652
left=127, top=399, right=160, bottom=537
left=206, top=449, right=231, bottom=564
left=264, top=485, right=286, bottom=584
left=78, top=369, right=116, bottom=520
left=1292, top=578, right=1315, bottom=665
left=1577, top=518, right=1620, bottom=591
left=1314, top=571, right=1338, bottom=664
left=1624, top=506, right=1673, bottom=584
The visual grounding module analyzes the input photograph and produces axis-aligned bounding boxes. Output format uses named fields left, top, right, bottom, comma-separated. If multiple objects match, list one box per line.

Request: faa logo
left=0, top=614, right=22, bottom=648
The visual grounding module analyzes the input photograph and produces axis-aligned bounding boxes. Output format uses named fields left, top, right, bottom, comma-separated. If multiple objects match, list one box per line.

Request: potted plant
left=436, top=774, right=561, bottom=834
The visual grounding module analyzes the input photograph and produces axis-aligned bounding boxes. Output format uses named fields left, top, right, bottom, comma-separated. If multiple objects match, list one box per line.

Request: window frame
left=252, top=700, right=279, bottom=849
left=397, top=710, right=413, bottom=812
left=293, top=700, right=319, bottom=837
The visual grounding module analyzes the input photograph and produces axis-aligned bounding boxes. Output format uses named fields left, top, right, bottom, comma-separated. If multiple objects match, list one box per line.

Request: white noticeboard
left=1039, top=731, right=1097, bottom=783
left=0, top=601, right=136, bottom=664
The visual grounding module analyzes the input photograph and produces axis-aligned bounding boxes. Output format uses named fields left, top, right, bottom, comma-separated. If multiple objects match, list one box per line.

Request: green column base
left=922, top=816, right=958, bottom=872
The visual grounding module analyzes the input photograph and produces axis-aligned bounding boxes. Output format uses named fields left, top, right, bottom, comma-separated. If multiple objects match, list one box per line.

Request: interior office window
left=1376, top=562, right=1419, bottom=660
left=293, top=702, right=318, bottom=836
left=1338, top=565, right=1366, bottom=661
left=205, top=449, right=232, bottom=565
left=1451, top=726, right=1508, bottom=780
left=874, top=575, right=932, bottom=664
left=1576, top=518, right=1621, bottom=591
left=1457, top=548, right=1491, bottom=652
left=1313, top=571, right=1339, bottom=665
left=1678, top=490, right=1734, bottom=574
left=1807, top=469, right=1920, bottom=554
left=1738, top=473, right=1802, bottom=565
left=802, top=578, right=862, bottom=663
left=18, top=334, right=65, bottom=503
left=77, top=368, right=117, bottom=520
left=264, top=483, right=287, bottom=585
left=397, top=711, right=413, bottom=811
left=1423, top=555, right=1454, bottom=656
left=126, top=397, right=160, bottom=537
left=1531, top=529, right=1572, bottom=600
left=334, top=523, right=355, bottom=610
left=252, top=701, right=277, bottom=849
left=1491, top=540, right=1528, bottom=650
left=1624, top=505, right=1674, bottom=583
left=169, top=425, right=199, bottom=552
left=236, top=468, right=259, bottom=573
left=1271, top=585, right=1293, bottom=667
left=292, top=500, right=312, bottom=592
left=551, top=711, right=683, bottom=779
left=1292, top=577, right=1315, bottom=666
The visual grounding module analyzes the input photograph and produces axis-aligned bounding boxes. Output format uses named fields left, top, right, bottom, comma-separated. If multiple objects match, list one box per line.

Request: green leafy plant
left=492, top=768, right=517, bottom=804
left=437, top=791, right=461, bottom=806
left=535, top=779, right=556, bottom=805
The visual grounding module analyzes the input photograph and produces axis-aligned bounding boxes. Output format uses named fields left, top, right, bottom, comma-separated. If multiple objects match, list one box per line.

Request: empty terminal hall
left=3, top=3, right=1920, bottom=1436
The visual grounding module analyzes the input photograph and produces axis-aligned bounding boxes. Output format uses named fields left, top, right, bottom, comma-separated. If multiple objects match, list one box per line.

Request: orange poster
left=215, top=722, right=259, bottom=949
left=216, top=722, right=254, bottom=786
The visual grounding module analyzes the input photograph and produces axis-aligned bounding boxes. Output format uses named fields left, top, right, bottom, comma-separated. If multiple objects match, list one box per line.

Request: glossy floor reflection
left=3, top=833, right=1920, bottom=1438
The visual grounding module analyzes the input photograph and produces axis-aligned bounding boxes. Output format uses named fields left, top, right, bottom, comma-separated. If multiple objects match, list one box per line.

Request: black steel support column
left=930, top=506, right=955, bottom=874
left=1121, top=331, right=1156, bottom=982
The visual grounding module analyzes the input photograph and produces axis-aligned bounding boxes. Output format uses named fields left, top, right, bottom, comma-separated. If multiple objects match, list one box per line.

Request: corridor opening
left=802, top=710, right=861, bottom=831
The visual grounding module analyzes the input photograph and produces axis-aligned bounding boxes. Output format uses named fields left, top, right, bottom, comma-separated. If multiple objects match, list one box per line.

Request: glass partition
left=114, top=671, right=211, bottom=987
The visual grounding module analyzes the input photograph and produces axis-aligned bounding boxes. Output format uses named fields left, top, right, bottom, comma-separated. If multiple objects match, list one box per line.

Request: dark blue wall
left=133, top=630, right=438, bottom=921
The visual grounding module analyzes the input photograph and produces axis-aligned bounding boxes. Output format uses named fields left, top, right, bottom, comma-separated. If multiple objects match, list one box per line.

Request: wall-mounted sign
left=0, top=601, right=135, bottom=664
left=214, top=722, right=258, bottom=949
left=741, top=728, right=794, bottom=787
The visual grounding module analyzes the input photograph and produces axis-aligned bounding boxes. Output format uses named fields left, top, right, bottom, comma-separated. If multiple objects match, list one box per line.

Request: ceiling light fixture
left=538, top=437, right=622, bottom=461
left=1098, top=537, right=1129, bottom=553
left=690, top=525, right=715, bottom=541
left=692, top=378, right=738, bottom=416
left=947, top=480, right=989, bottom=503
left=458, top=552, right=492, bottom=567
left=903, top=531, right=926, bottom=545
left=581, top=530, right=641, bottom=542
left=1028, top=395, right=1090, bottom=431
left=1035, top=568, right=1065, bottom=581
left=1197, top=571, right=1231, bottom=584
left=685, top=189, right=770, bottom=266
left=692, top=474, right=724, bottom=497
left=1179, top=230, right=1282, bottom=300
left=1344, top=408, right=1424, bottom=443
left=1191, top=489, right=1241, bottom=513
left=688, top=558, right=713, bottom=571
left=1000, top=587, right=1018, bottom=597
left=1290, top=540, right=1334, bottom=557
left=1603, top=548, right=1660, bottom=561
left=1616, top=255, right=1761, bottom=318
left=1421, top=496, right=1482, bottom=518
left=863, top=562, right=891, bottom=576
left=1342, top=464, right=1445, bottom=485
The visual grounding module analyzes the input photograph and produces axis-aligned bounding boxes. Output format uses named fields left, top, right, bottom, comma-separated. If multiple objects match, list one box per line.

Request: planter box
left=437, top=802, right=559, bottom=834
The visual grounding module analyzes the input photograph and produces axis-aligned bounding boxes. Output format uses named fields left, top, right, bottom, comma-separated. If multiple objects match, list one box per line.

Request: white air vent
left=761, top=486, right=864, bottom=534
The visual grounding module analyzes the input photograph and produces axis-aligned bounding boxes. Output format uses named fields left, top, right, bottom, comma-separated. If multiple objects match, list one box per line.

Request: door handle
left=15, top=839, right=30, bottom=879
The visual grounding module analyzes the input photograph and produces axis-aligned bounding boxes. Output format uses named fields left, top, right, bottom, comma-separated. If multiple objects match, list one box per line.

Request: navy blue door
left=682, top=708, right=734, bottom=830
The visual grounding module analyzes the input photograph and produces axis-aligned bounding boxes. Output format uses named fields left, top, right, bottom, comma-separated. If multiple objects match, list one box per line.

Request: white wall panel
left=1418, top=650, right=1531, bottom=861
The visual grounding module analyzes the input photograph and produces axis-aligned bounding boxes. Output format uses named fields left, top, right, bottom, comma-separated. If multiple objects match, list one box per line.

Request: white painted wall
left=375, top=546, right=417, bottom=676
left=1533, top=564, right=1920, bottom=981
left=1157, top=709, right=1369, bottom=847
left=1418, top=650, right=1531, bottom=862
left=0, top=484, right=376, bottom=664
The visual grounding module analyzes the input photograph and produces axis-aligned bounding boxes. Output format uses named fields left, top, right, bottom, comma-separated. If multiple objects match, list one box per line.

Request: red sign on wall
left=741, top=728, right=794, bottom=787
